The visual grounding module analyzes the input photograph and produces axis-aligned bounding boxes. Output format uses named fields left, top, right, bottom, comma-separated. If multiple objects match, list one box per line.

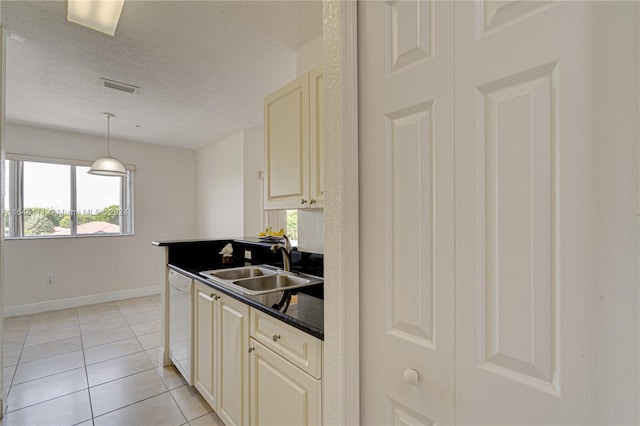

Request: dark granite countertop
left=169, top=264, right=324, bottom=340
left=153, top=237, right=283, bottom=247
left=153, top=238, right=233, bottom=247
left=155, top=237, right=324, bottom=339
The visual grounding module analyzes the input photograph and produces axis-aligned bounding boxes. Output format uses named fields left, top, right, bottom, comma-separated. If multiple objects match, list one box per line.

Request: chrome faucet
left=270, top=235, right=291, bottom=271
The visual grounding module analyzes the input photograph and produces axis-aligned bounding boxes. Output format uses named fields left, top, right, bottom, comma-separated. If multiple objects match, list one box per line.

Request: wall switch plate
left=245, top=250, right=252, bottom=260
left=46, top=275, right=54, bottom=285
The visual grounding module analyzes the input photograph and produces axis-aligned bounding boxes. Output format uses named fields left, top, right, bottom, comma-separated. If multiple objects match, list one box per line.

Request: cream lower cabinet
left=194, top=282, right=322, bottom=425
left=194, top=282, right=217, bottom=408
left=216, top=294, right=250, bottom=426
left=193, top=282, right=250, bottom=426
left=248, top=309, right=322, bottom=425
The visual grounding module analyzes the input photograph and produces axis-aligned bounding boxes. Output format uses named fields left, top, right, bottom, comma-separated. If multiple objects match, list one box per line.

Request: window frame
left=4, top=154, right=135, bottom=239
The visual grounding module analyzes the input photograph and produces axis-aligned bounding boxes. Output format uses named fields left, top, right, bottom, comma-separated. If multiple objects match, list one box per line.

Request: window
left=286, top=209, right=298, bottom=243
left=4, top=156, right=134, bottom=238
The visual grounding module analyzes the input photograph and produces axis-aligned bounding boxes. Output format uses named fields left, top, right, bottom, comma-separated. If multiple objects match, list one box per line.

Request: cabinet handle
left=272, top=334, right=281, bottom=342
left=300, top=198, right=308, bottom=205
left=248, top=346, right=255, bottom=353
left=214, top=295, right=221, bottom=300
left=209, top=293, right=215, bottom=299
left=309, top=198, right=316, bottom=205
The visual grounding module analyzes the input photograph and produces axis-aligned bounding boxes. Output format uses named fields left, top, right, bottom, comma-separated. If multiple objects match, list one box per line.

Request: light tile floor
left=1, top=295, right=225, bottom=426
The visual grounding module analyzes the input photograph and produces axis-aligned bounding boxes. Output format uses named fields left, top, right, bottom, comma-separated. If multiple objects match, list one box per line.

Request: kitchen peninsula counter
left=153, top=237, right=324, bottom=339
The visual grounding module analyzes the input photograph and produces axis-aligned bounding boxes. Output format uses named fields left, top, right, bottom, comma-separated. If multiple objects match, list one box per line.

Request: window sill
left=5, top=233, right=135, bottom=241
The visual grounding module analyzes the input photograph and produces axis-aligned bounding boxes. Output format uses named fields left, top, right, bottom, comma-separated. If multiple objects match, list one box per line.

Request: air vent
left=99, top=78, right=139, bottom=94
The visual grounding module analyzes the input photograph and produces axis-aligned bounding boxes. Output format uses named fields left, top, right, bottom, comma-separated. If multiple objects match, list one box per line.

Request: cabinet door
left=308, top=64, right=324, bottom=208
left=250, top=339, right=321, bottom=426
left=216, top=295, right=250, bottom=426
left=264, top=73, right=309, bottom=210
left=193, top=282, right=217, bottom=409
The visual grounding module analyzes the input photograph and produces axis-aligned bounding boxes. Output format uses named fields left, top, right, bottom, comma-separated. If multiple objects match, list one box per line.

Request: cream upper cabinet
left=308, top=64, right=324, bottom=207
left=264, top=64, right=323, bottom=210
left=194, top=283, right=249, bottom=425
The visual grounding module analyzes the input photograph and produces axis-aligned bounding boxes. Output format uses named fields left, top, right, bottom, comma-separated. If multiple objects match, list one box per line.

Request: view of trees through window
left=6, top=205, right=123, bottom=236
left=4, top=160, right=131, bottom=237
left=286, top=209, right=298, bottom=241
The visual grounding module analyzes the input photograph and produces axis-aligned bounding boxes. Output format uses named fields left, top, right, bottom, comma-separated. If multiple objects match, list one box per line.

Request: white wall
left=4, top=123, right=198, bottom=312
left=197, top=131, right=244, bottom=238
left=297, top=35, right=322, bottom=76
left=297, top=209, right=324, bottom=254
left=243, top=129, right=264, bottom=236
left=296, top=35, right=324, bottom=254
left=196, top=129, right=264, bottom=238
left=194, top=35, right=323, bottom=246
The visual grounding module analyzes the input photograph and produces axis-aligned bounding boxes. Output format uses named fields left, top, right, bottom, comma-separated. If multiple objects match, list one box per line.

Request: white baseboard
left=4, top=285, right=162, bottom=317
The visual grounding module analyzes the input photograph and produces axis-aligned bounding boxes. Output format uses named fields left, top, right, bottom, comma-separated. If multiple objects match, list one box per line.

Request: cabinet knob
left=272, top=334, right=281, bottom=342
left=309, top=199, right=316, bottom=205
left=403, top=368, right=420, bottom=386
left=210, top=293, right=215, bottom=299
left=300, top=198, right=308, bottom=205
left=214, top=295, right=221, bottom=300
left=248, top=346, right=255, bottom=353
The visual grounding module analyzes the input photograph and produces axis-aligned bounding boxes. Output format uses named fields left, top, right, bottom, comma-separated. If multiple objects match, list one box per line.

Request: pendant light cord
left=106, top=114, right=111, bottom=157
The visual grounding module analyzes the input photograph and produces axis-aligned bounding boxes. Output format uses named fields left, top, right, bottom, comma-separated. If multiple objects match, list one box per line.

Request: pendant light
left=88, top=112, right=127, bottom=177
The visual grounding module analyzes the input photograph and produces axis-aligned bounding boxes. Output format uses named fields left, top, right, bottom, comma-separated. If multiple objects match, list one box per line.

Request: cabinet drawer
left=250, top=308, right=322, bottom=379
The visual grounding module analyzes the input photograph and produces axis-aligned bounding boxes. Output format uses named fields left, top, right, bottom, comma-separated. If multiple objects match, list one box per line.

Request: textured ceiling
left=0, top=0, right=322, bottom=150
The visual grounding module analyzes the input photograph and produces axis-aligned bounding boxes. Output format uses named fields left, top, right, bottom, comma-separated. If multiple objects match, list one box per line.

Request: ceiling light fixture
left=67, top=0, right=125, bottom=36
left=88, top=113, right=127, bottom=177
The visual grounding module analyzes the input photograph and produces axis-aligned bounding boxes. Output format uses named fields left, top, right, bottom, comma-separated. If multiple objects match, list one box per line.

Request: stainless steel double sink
left=199, top=265, right=323, bottom=296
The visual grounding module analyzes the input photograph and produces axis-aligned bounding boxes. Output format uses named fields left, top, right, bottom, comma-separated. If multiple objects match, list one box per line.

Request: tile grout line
left=91, top=389, right=181, bottom=423
left=9, top=315, right=85, bottom=388
left=5, top=311, right=88, bottom=416
left=94, top=296, right=180, bottom=423
left=166, top=385, right=194, bottom=424
left=4, top=314, right=33, bottom=409
left=3, top=298, right=165, bottom=423
left=78, top=308, right=98, bottom=426
left=4, top=389, right=91, bottom=418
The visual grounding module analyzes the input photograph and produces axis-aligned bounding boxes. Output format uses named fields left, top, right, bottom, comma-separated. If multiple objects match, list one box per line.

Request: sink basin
left=199, top=265, right=322, bottom=296
left=232, top=274, right=314, bottom=293
left=204, top=266, right=275, bottom=281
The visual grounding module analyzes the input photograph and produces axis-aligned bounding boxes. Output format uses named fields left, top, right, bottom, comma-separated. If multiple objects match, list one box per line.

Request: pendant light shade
left=88, top=156, right=127, bottom=176
left=88, top=113, right=127, bottom=177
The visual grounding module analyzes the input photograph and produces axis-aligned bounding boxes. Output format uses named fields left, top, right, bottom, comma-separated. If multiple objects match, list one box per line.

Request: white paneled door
left=455, top=1, right=638, bottom=424
left=359, top=1, right=455, bottom=424
left=360, top=0, right=639, bottom=424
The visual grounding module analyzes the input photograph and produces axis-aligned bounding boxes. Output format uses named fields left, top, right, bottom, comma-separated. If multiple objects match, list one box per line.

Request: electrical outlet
left=46, top=275, right=54, bottom=285
left=245, top=250, right=252, bottom=260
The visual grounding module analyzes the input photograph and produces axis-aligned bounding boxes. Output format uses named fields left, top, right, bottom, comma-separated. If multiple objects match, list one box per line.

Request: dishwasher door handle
left=170, top=281, right=191, bottom=293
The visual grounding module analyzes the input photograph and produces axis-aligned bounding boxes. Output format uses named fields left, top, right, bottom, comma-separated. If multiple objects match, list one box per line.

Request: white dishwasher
left=168, top=268, right=194, bottom=385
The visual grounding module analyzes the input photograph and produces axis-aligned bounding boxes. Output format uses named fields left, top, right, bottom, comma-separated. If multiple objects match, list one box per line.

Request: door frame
left=0, top=27, right=6, bottom=418
left=321, top=1, right=360, bottom=424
